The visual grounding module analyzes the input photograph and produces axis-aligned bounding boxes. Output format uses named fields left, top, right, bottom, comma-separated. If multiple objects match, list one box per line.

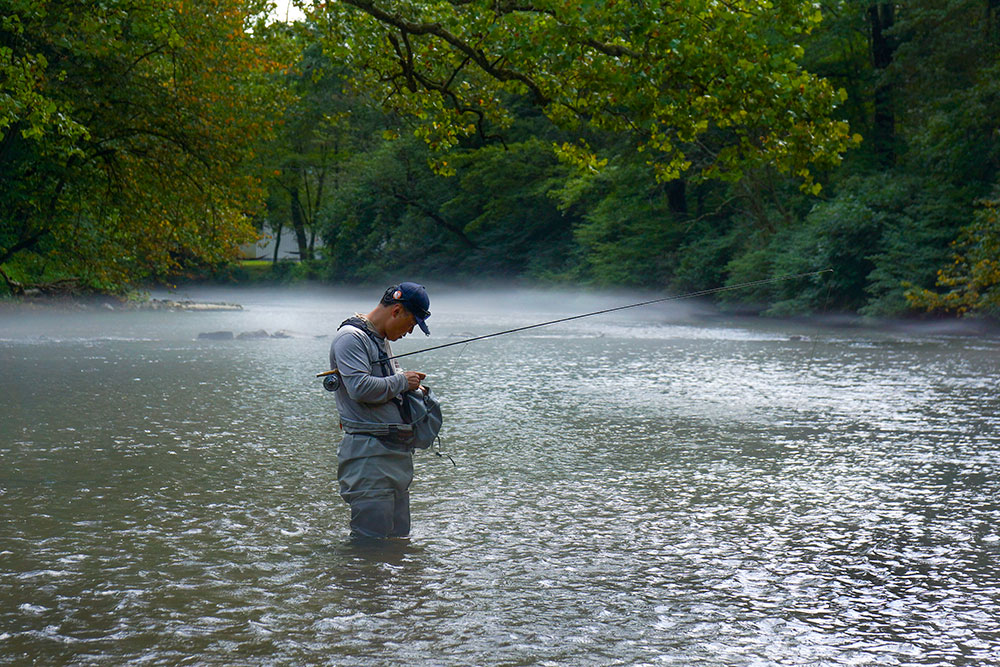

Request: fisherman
left=329, top=282, right=432, bottom=539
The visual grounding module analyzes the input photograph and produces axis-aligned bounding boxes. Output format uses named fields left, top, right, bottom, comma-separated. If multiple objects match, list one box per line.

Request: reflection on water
left=2, top=287, right=999, bottom=665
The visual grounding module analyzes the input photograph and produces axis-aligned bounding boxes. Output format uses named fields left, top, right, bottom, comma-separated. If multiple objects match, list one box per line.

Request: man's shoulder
left=334, top=323, right=371, bottom=345
left=332, top=325, right=375, bottom=368
left=335, top=321, right=385, bottom=355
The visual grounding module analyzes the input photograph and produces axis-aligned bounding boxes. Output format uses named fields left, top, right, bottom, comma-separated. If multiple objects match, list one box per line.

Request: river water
left=2, top=286, right=999, bottom=666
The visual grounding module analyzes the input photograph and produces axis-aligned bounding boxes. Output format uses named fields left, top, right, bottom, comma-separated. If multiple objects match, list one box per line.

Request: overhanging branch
left=392, top=191, right=478, bottom=249
left=342, top=0, right=551, bottom=106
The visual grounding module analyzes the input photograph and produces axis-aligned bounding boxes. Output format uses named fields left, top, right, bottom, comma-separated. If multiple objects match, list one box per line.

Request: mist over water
left=2, top=286, right=1000, bottom=665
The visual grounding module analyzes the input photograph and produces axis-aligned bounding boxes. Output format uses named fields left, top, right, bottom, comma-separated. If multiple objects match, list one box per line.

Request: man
left=329, top=282, right=431, bottom=538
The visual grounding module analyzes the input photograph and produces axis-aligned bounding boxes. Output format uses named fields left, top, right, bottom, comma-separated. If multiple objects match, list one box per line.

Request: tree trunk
left=271, top=219, right=283, bottom=263
left=989, top=0, right=1000, bottom=45
left=289, top=182, right=312, bottom=261
left=868, top=3, right=896, bottom=166
left=0, top=265, right=23, bottom=295
left=666, top=179, right=687, bottom=216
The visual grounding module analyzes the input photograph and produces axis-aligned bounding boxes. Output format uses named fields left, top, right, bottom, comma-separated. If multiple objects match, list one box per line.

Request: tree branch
left=342, top=0, right=551, bottom=105
left=392, top=191, right=478, bottom=248
left=0, top=228, right=47, bottom=267
left=495, top=2, right=640, bottom=59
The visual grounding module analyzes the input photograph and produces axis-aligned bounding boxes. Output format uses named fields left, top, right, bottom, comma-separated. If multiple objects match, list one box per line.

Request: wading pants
left=338, top=448, right=414, bottom=539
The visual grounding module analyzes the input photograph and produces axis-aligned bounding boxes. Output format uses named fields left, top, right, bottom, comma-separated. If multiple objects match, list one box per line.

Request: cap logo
left=393, top=290, right=402, bottom=299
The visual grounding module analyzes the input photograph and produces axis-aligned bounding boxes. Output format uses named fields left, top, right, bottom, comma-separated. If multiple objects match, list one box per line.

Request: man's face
left=385, top=305, right=417, bottom=341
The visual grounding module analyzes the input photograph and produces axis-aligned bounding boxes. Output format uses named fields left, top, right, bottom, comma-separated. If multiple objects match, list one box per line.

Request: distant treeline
left=2, top=2, right=998, bottom=316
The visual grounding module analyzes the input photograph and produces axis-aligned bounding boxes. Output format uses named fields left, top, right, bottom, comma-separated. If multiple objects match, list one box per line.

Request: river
left=2, top=286, right=999, bottom=665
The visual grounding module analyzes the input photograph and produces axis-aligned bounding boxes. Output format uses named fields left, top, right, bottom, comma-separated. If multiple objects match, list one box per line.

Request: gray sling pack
left=336, top=317, right=444, bottom=451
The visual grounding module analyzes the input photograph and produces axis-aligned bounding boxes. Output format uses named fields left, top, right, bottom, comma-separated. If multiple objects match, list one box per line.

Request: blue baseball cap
left=386, top=282, right=431, bottom=335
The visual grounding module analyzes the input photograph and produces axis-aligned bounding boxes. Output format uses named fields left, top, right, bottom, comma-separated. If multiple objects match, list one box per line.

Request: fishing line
left=317, top=269, right=832, bottom=377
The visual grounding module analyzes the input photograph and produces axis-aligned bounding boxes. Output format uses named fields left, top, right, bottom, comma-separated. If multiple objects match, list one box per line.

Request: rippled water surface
left=2, top=287, right=1000, bottom=665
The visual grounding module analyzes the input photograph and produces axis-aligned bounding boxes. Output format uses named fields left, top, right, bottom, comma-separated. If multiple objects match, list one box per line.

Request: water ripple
left=2, top=296, right=999, bottom=665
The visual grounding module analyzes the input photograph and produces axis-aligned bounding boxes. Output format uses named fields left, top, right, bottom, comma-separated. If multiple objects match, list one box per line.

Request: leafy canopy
left=0, top=0, right=293, bottom=292
left=906, top=197, right=1000, bottom=316
left=313, top=0, right=857, bottom=187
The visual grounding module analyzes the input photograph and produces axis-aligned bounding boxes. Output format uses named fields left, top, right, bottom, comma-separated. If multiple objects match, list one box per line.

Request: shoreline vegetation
left=0, top=293, right=243, bottom=313
left=3, top=3, right=998, bottom=320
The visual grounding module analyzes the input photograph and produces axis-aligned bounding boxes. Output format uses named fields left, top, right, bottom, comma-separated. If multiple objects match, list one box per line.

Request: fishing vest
left=334, top=316, right=443, bottom=451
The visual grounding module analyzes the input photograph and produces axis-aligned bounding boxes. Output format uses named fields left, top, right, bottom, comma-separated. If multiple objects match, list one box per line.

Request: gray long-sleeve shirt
left=330, top=321, right=410, bottom=462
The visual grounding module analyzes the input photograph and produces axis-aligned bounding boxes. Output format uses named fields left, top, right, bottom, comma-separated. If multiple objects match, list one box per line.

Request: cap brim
left=416, top=318, right=430, bottom=336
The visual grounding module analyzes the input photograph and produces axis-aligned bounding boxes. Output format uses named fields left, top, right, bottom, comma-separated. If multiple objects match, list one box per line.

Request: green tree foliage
left=906, top=196, right=1000, bottom=316
left=446, top=138, right=577, bottom=277
left=553, top=159, right=681, bottom=286
left=313, top=0, right=857, bottom=188
left=0, top=0, right=291, bottom=294
left=696, top=0, right=1000, bottom=316
left=263, top=32, right=380, bottom=264
left=285, top=0, right=999, bottom=318
left=855, top=0, right=1000, bottom=315
left=717, top=173, right=964, bottom=315
left=319, top=131, right=577, bottom=281
left=9, top=0, right=995, bottom=318
left=890, top=0, right=1000, bottom=184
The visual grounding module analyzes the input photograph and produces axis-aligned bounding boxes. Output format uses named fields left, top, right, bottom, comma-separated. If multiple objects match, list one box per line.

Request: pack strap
left=340, top=417, right=413, bottom=436
left=338, top=316, right=411, bottom=423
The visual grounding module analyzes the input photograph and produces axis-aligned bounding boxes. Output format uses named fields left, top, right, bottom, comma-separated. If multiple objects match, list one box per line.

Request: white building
left=240, top=225, right=320, bottom=261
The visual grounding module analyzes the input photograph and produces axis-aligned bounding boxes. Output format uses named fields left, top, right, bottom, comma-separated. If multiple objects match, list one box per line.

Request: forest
left=2, top=0, right=998, bottom=317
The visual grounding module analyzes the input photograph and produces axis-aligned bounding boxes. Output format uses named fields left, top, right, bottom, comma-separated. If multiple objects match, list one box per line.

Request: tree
left=881, top=0, right=1000, bottom=316
left=264, top=34, right=366, bottom=263
left=868, top=3, right=896, bottom=165
left=312, top=0, right=857, bottom=190
left=0, top=0, right=292, bottom=294
left=906, top=195, right=1000, bottom=316
left=316, top=126, right=580, bottom=281
left=889, top=0, right=1000, bottom=185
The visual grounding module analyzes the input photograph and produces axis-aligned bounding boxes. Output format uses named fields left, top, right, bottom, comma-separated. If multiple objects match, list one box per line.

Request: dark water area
left=2, top=286, right=1000, bottom=665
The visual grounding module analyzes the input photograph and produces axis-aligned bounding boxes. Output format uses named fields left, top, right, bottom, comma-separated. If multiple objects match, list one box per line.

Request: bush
left=906, top=195, right=1000, bottom=317
left=717, top=172, right=968, bottom=316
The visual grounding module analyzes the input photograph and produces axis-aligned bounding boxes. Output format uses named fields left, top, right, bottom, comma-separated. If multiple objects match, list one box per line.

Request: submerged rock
left=198, top=331, right=234, bottom=340
left=237, top=329, right=271, bottom=339
left=271, top=329, right=309, bottom=339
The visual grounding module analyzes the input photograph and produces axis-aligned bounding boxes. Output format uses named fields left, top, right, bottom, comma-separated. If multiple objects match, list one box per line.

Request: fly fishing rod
left=316, top=269, right=831, bottom=379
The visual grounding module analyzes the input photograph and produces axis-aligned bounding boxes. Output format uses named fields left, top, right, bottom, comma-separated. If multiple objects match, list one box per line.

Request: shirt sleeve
left=333, top=329, right=408, bottom=404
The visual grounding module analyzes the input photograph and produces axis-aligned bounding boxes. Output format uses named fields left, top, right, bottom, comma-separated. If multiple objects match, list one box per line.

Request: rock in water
left=237, top=330, right=271, bottom=339
left=271, top=329, right=309, bottom=339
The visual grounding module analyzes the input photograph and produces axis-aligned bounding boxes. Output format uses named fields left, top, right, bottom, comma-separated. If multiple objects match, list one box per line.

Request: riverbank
left=0, top=294, right=242, bottom=312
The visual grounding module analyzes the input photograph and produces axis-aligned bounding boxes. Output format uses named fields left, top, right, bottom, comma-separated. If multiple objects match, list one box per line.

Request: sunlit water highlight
left=2, top=286, right=999, bottom=665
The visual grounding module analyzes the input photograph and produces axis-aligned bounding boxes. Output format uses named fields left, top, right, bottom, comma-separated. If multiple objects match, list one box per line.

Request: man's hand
left=403, top=371, right=426, bottom=391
